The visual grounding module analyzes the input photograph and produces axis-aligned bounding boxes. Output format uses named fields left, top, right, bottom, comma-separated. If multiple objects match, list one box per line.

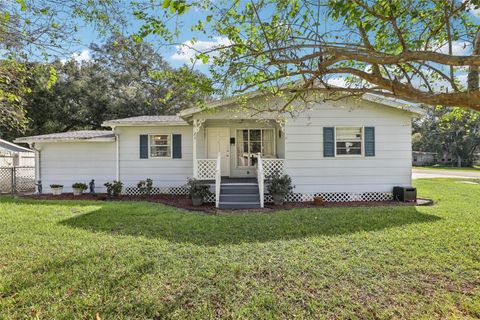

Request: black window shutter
left=364, top=127, right=375, bottom=156
left=172, top=134, right=182, bottom=159
left=139, top=135, right=148, bottom=159
left=323, top=127, right=335, bottom=157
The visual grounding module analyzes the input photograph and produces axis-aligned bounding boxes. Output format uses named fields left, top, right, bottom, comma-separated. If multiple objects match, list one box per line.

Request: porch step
left=218, top=181, right=261, bottom=209
left=220, top=194, right=260, bottom=202
left=218, top=202, right=262, bottom=210
left=221, top=185, right=259, bottom=194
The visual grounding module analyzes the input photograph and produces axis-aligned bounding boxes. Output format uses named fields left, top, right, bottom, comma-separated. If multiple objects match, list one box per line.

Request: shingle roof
left=14, top=130, right=115, bottom=143
left=102, top=115, right=188, bottom=127
left=0, top=139, right=33, bottom=153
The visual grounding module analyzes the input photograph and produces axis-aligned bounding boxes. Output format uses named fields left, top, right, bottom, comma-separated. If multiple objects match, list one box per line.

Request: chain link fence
left=0, top=166, right=36, bottom=194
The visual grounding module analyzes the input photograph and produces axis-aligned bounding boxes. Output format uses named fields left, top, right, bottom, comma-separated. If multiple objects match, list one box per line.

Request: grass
left=414, top=165, right=480, bottom=172
left=0, top=179, right=479, bottom=319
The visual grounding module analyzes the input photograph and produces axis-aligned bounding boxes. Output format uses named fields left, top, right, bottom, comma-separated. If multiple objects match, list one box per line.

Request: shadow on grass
left=47, top=200, right=442, bottom=246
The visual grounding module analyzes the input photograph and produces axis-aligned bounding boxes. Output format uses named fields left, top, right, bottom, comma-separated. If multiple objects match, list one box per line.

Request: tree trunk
left=457, top=155, right=462, bottom=168
left=468, top=28, right=480, bottom=91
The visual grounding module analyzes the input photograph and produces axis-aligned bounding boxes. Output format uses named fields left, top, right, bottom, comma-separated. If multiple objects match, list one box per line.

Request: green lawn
left=1, top=179, right=479, bottom=319
left=414, top=165, right=480, bottom=172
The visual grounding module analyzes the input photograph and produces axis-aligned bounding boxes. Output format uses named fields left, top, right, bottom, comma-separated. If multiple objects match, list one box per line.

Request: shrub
left=104, top=180, right=123, bottom=197
left=186, top=178, right=212, bottom=198
left=267, top=172, right=293, bottom=196
left=49, top=184, right=63, bottom=188
left=137, top=178, right=153, bottom=195
left=72, top=182, right=88, bottom=190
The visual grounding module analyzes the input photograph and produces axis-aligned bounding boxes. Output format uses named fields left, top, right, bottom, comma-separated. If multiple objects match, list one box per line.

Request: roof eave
left=102, top=121, right=189, bottom=127
left=14, top=137, right=116, bottom=143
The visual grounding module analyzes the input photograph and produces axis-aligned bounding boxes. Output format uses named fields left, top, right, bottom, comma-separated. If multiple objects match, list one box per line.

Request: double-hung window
left=236, top=129, right=275, bottom=167
left=150, top=134, right=171, bottom=158
left=335, top=127, right=363, bottom=156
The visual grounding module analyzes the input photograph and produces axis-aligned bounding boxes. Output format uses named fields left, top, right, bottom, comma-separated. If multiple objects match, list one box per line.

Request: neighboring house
left=15, top=93, right=423, bottom=208
left=412, top=151, right=437, bottom=166
left=0, top=138, right=35, bottom=167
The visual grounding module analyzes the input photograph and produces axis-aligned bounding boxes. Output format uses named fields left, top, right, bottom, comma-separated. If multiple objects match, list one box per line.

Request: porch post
left=192, top=118, right=205, bottom=178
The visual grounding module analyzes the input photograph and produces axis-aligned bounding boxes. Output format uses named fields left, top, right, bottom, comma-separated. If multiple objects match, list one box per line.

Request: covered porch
left=190, top=117, right=286, bottom=209
left=192, top=118, right=286, bottom=180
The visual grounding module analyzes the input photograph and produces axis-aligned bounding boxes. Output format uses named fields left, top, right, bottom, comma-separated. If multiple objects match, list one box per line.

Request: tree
left=0, top=0, right=123, bottom=133
left=132, top=0, right=480, bottom=112
left=2, top=35, right=211, bottom=140
left=413, top=107, right=480, bottom=166
left=90, top=33, right=211, bottom=117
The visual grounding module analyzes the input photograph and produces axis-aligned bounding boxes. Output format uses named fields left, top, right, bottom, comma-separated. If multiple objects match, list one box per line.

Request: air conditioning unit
left=393, top=186, right=417, bottom=202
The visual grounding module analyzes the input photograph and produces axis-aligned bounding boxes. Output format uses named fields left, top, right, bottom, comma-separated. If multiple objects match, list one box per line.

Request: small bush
left=186, top=178, right=212, bottom=198
left=72, top=182, right=88, bottom=190
left=267, top=172, right=293, bottom=196
left=49, top=184, right=63, bottom=188
left=137, top=178, right=153, bottom=195
left=104, top=180, right=123, bottom=197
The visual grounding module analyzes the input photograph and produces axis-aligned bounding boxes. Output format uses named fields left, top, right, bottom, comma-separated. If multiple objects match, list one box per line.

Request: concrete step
left=220, top=194, right=260, bottom=202
left=218, top=202, right=262, bottom=210
left=221, top=185, right=259, bottom=194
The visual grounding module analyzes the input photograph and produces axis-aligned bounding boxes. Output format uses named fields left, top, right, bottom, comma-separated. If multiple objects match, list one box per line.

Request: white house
left=15, top=93, right=423, bottom=209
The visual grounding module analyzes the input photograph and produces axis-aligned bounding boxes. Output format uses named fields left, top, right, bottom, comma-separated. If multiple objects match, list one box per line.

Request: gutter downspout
left=115, top=133, right=120, bottom=181
left=29, top=143, right=41, bottom=192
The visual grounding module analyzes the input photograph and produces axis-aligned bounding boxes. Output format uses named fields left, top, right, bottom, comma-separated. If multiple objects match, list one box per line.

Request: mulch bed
left=24, top=193, right=433, bottom=214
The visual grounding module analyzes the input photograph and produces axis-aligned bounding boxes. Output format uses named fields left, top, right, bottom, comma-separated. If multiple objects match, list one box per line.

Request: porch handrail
left=215, top=152, right=221, bottom=208
left=257, top=153, right=264, bottom=208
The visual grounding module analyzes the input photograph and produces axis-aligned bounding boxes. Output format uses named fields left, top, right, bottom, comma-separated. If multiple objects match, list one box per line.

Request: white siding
left=284, top=99, right=413, bottom=193
left=37, top=142, right=116, bottom=193
left=116, top=126, right=194, bottom=187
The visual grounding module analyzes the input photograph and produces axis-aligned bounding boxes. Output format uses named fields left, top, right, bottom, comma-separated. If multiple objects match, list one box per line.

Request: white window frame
left=148, top=134, right=172, bottom=159
left=235, top=128, right=276, bottom=167
left=334, top=126, right=364, bottom=158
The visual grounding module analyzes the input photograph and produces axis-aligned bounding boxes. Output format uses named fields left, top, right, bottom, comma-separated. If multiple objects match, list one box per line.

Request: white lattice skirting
left=124, top=186, right=216, bottom=202
left=266, top=192, right=393, bottom=203
left=123, top=186, right=392, bottom=203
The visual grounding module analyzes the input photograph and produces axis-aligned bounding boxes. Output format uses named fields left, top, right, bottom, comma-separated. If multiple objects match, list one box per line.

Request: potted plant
left=104, top=180, right=123, bottom=198
left=267, top=172, right=293, bottom=206
left=50, top=184, right=64, bottom=195
left=186, top=178, right=212, bottom=206
left=72, top=182, right=88, bottom=196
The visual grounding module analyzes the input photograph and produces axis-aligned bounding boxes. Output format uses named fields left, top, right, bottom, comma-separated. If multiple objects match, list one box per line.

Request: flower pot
left=72, top=188, right=84, bottom=196
left=191, top=195, right=204, bottom=206
left=272, top=194, right=285, bottom=206
left=51, top=187, right=63, bottom=195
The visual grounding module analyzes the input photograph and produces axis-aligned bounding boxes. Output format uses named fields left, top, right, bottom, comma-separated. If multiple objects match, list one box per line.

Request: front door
left=207, top=128, right=230, bottom=176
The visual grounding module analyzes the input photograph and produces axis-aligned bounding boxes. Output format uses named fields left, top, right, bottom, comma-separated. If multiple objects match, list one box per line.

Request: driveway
left=412, top=168, right=480, bottom=179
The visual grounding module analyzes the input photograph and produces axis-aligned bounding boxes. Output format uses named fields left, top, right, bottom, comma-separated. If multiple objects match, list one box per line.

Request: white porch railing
left=263, top=158, right=285, bottom=177
left=257, top=153, right=265, bottom=208
left=215, top=152, right=221, bottom=208
left=196, top=159, right=217, bottom=180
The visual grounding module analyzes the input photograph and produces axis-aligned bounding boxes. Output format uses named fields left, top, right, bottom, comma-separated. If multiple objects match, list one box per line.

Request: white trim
left=103, top=121, right=189, bottom=127
left=334, top=126, right=364, bottom=158
left=14, top=138, right=115, bottom=143
left=148, top=134, right=173, bottom=159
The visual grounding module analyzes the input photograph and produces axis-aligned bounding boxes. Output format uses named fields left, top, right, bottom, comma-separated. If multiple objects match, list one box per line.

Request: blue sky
left=64, top=7, right=214, bottom=72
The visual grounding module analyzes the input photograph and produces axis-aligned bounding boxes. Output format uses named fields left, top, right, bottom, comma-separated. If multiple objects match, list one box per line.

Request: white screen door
left=207, top=128, right=230, bottom=176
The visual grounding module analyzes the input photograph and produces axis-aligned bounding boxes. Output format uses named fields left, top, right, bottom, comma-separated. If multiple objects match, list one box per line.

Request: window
left=336, top=127, right=363, bottom=156
left=150, top=134, right=171, bottom=158
left=236, top=129, right=274, bottom=167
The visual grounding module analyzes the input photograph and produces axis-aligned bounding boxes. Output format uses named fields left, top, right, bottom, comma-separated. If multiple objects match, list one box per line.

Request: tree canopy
left=132, top=0, right=480, bottom=112
left=413, top=107, right=480, bottom=166
left=1, top=34, right=210, bottom=140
